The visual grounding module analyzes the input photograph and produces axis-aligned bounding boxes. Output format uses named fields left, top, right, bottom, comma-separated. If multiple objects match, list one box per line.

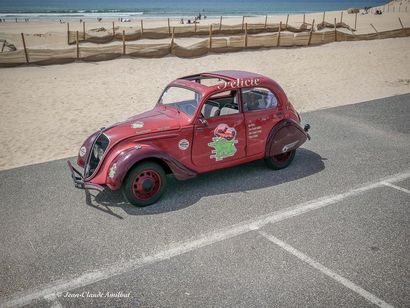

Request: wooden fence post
left=21, top=33, right=29, bottom=64
left=67, top=22, right=70, bottom=45
left=398, top=17, right=404, bottom=29
left=122, top=30, right=126, bottom=55
left=112, top=21, right=115, bottom=37
left=340, top=11, right=343, bottom=23
left=334, top=18, right=337, bottom=41
left=168, top=18, right=171, bottom=36
left=242, top=16, right=245, bottom=30
left=81, top=22, right=85, bottom=41
left=308, top=19, right=315, bottom=46
left=303, top=13, right=305, bottom=24
left=370, top=23, right=379, bottom=38
left=141, top=20, right=144, bottom=33
left=354, top=12, right=358, bottom=30
left=219, top=16, right=222, bottom=30
left=322, top=11, right=325, bottom=24
left=171, top=27, right=175, bottom=50
left=285, top=14, right=289, bottom=29
left=194, top=21, right=197, bottom=33
left=244, top=23, right=248, bottom=47
left=76, top=31, right=79, bottom=59
left=277, top=21, right=282, bottom=47
left=264, top=15, right=267, bottom=29
left=209, top=24, right=213, bottom=49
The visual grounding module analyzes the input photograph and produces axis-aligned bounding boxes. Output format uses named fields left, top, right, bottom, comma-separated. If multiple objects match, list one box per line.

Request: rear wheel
left=265, top=150, right=296, bottom=170
left=122, top=162, right=167, bottom=207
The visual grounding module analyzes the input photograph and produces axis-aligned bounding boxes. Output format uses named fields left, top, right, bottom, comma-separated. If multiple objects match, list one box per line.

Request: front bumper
left=67, top=161, right=105, bottom=191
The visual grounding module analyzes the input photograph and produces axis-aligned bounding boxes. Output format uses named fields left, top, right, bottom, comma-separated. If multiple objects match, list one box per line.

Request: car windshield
left=159, top=86, right=201, bottom=116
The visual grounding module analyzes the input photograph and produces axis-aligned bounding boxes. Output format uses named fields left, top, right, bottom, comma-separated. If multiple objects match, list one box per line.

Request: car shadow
left=85, top=148, right=325, bottom=218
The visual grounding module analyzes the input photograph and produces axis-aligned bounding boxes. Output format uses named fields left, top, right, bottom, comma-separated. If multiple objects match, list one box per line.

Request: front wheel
left=265, top=150, right=296, bottom=170
left=122, top=161, right=167, bottom=207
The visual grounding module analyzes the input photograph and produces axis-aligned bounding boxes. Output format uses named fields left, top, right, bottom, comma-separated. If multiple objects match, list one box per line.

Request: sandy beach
left=0, top=0, right=409, bottom=170
left=1, top=2, right=410, bottom=49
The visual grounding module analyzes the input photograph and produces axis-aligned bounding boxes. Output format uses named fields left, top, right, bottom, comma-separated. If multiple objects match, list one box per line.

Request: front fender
left=265, top=119, right=309, bottom=157
left=106, top=145, right=196, bottom=190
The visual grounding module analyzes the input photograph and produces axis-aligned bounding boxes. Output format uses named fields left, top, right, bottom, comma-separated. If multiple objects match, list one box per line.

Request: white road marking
left=381, top=182, right=410, bottom=194
left=258, top=231, right=394, bottom=308
left=2, top=171, right=410, bottom=308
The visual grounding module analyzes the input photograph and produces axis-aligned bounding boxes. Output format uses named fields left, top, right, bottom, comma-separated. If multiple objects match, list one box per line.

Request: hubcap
left=132, top=169, right=161, bottom=200
left=142, top=179, right=154, bottom=191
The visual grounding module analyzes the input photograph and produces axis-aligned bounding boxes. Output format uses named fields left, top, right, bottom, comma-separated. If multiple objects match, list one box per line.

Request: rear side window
left=242, top=87, right=278, bottom=112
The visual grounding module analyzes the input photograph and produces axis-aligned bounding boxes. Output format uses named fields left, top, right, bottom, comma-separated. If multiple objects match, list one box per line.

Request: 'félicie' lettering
left=217, top=78, right=261, bottom=90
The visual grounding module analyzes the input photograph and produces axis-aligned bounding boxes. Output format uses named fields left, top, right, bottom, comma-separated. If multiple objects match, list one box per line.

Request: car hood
left=102, top=108, right=181, bottom=143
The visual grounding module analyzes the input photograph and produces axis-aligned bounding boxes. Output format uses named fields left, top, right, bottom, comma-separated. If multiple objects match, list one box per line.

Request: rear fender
left=265, top=119, right=308, bottom=157
left=106, top=145, right=196, bottom=190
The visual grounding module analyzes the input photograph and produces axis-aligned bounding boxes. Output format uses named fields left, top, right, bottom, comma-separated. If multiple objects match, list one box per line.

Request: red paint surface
left=75, top=70, right=308, bottom=190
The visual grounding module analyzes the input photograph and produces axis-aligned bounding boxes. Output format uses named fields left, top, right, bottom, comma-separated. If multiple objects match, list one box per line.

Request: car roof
left=200, top=70, right=266, bottom=80
left=170, top=70, right=275, bottom=96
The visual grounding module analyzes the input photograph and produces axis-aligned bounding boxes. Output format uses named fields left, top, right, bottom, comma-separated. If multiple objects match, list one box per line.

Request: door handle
left=199, top=118, right=208, bottom=126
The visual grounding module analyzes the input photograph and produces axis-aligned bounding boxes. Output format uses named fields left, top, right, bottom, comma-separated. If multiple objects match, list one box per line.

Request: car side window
left=201, top=90, right=240, bottom=119
left=242, top=87, right=278, bottom=112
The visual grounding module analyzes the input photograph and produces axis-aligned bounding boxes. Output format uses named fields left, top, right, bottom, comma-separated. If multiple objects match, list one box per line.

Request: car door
left=241, top=87, right=283, bottom=157
left=191, top=90, right=246, bottom=169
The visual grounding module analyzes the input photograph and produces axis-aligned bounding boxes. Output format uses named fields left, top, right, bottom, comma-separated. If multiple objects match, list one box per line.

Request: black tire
left=264, top=149, right=296, bottom=170
left=122, top=161, right=167, bottom=207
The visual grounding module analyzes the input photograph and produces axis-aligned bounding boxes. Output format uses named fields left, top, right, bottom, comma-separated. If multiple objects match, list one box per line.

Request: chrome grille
left=84, top=133, right=109, bottom=178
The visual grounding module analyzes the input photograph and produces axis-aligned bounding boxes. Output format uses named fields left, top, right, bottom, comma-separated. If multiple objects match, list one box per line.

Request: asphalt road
left=1, top=94, right=409, bottom=308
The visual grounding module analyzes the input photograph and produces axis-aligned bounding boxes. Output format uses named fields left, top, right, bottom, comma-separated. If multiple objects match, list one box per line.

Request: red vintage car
left=68, top=70, right=310, bottom=206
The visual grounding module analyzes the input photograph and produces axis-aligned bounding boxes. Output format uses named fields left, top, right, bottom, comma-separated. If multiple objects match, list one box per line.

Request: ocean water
left=0, top=0, right=388, bottom=20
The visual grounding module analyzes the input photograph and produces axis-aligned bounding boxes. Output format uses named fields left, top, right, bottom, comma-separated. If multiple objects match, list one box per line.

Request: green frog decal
left=208, top=124, right=238, bottom=161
